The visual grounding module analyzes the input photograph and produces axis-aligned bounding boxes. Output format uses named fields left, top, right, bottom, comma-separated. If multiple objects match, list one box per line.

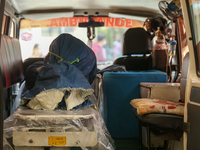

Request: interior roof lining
left=6, top=0, right=165, bottom=21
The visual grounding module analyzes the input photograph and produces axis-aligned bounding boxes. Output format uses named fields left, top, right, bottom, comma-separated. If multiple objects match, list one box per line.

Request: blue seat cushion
left=102, top=70, right=168, bottom=138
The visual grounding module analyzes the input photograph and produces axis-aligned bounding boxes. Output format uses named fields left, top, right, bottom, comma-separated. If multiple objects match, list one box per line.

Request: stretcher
left=4, top=106, right=114, bottom=150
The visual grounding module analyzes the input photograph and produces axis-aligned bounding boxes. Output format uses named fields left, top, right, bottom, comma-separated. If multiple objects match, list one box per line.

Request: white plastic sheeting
left=4, top=106, right=114, bottom=150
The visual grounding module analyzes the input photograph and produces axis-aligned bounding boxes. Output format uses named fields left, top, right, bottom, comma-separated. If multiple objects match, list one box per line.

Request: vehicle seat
left=130, top=53, right=189, bottom=149
left=23, top=57, right=44, bottom=75
left=114, top=27, right=153, bottom=71
left=102, top=27, right=168, bottom=138
left=0, top=35, right=24, bottom=88
left=0, top=34, right=24, bottom=150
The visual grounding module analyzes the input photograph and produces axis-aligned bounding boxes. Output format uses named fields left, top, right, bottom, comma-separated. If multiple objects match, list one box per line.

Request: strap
left=33, top=52, right=80, bottom=86
left=49, top=52, right=79, bottom=64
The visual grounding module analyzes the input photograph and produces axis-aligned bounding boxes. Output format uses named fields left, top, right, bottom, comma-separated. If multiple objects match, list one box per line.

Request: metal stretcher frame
left=11, top=107, right=98, bottom=148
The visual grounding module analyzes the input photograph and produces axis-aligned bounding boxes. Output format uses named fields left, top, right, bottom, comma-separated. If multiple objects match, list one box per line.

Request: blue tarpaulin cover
left=23, top=34, right=97, bottom=110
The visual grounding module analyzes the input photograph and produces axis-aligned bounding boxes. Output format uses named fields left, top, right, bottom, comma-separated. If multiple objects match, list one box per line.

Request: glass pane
left=19, top=17, right=143, bottom=67
left=188, top=0, right=200, bottom=73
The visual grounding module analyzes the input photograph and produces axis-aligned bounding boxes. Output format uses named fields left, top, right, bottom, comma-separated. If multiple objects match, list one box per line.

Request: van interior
left=1, top=0, right=200, bottom=150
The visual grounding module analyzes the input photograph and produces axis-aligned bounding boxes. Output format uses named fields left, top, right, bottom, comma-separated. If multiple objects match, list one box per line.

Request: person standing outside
left=31, top=43, right=44, bottom=58
left=92, top=33, right=107, bottom=63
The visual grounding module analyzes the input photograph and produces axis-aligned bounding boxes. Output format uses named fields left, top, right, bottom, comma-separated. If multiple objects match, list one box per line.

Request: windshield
left=19, top=17, right=143, bottom=66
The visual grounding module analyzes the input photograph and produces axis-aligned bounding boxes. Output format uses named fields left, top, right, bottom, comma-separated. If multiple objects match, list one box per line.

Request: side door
left=181, top=0, right=200, bottom=149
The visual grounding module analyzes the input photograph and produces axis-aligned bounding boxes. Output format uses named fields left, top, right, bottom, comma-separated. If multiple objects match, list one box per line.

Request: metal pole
left=0, top=0, right=5, bottom=149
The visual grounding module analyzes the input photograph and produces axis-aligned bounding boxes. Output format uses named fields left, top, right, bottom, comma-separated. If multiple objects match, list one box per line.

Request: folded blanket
left=130, top=99, right=184, bottom=115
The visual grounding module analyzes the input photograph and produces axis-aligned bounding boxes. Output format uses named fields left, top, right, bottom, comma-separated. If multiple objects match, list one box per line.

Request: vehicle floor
left=71, top=138, right=164, bottom=150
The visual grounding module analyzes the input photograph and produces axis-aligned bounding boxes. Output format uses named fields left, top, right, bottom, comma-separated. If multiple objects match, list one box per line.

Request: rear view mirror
left=78, top=16, right=104, bottom=27
left=78, top=21, right=104, bottom=27
left=78, top=17, right=104, bottom=40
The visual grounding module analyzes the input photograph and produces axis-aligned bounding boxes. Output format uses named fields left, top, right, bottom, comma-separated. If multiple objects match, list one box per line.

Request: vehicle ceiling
left=6, top=0, right=169, bottom=21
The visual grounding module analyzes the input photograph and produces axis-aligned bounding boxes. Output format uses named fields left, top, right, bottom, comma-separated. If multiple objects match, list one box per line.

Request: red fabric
left=130, top=99, right=184, bottom=115
left=92, top=42, right=106, bottom=62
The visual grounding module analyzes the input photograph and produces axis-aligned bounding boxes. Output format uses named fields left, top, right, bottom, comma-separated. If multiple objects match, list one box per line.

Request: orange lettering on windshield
left=116, top=18, right=125, bottom=27
left=69, top=17, right=78, bottom=26
left=21, top=17, right=143, bottom=29
left=50, top=19, right=58, bottom=27
left=125, top=19, right=132, bottom=28
left=78, top=17, right=83, bottom=23
left=106, top=18, right=114, bottom=27
left=83, top=17, right=88, bottom=22
left=97, top=17, right=104, bottom=22
left=59, top=18, right=68, bottom=26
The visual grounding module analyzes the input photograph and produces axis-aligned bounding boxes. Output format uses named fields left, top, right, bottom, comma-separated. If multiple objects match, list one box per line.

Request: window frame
left=186, top=0, right=200, bottom=77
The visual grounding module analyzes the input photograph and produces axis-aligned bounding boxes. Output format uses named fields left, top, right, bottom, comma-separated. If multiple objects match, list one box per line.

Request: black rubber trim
left=187, top=103, right=200, bottom=149
left=131, top=104, right=183, bottom=131
left=190, top=86, right=200, bottom=104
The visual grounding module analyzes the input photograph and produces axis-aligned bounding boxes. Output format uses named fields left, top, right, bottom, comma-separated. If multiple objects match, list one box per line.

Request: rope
left=48, top=52, right=79, bottom=64
left=34, top=52, right=79, bottom=86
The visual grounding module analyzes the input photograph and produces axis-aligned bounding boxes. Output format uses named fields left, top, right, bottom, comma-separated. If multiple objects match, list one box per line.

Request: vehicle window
left=19, top=17, right=143, bottom=66
left=187, top=0, right=200, bottom=75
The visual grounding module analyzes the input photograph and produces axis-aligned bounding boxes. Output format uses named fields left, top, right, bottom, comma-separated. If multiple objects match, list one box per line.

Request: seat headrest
left=122, top=28, right=153, bottom=55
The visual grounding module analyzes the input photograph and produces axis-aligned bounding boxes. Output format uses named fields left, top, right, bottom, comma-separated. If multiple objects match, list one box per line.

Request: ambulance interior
left=1, top=0, right=199, bottom=150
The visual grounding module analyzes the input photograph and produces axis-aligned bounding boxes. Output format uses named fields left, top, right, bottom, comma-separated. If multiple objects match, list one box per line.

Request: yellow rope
left=34, top=52, right=79, bottom=86
left=48, top=52, right=79, bottom=64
